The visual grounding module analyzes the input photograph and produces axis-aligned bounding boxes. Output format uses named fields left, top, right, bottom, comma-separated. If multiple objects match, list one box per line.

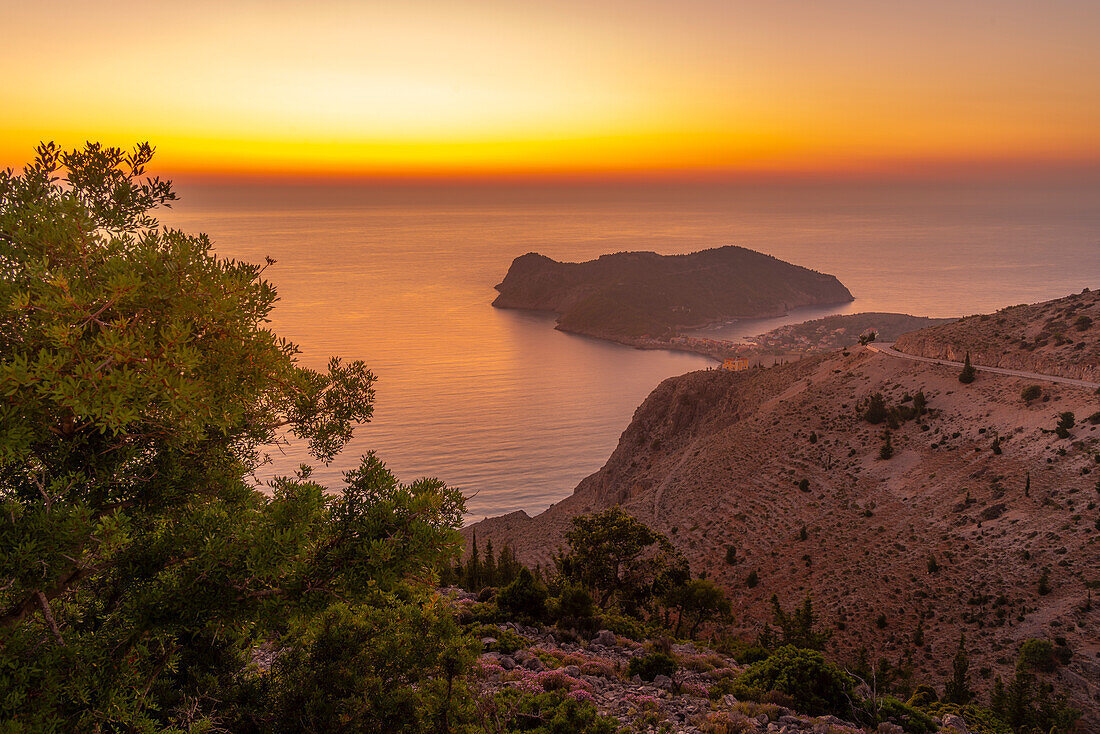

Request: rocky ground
left=450, top=597, right=976, bottom=734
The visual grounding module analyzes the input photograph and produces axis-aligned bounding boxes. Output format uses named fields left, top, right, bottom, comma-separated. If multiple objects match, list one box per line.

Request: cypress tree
left=879, top=430, right=894, bottom=460
left=864, top=393, right=888, bottom=424
left=483, top=539, right=496, bottom=587
left=913, top=390, right=928, bottom=415
left=959, top=352, right=976, bottom=384
left=944, top=634, right=973, bottom=704
left=466, top=533, right=481, bottom=590
left=497, top=544, right=519, bottom=586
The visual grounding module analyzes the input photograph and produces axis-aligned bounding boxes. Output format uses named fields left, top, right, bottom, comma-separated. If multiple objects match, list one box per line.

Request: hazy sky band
left=2, top=0, right=1098, bottom=179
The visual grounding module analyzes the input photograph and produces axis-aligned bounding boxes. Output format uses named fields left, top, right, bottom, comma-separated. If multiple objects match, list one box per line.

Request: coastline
left=550, top=309, right=956, bottom=366
left=553, top=323, right=803, bottom=366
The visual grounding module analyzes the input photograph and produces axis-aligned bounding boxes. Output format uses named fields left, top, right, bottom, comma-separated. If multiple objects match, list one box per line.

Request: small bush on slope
left=733, top=645, right=854, bottom=717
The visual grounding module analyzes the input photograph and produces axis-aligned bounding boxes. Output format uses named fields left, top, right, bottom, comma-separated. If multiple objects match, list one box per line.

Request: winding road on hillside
left=868, top=342, right=1100, bottom=390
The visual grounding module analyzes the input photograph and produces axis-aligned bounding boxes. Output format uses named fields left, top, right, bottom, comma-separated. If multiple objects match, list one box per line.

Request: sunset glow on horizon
left=4, top=0, right=1099, bottom=180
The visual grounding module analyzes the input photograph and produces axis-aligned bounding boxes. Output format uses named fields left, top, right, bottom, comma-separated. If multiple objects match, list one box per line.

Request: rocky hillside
left=492, top=246, right=853, bottom=339
left=460, top=614, right=975, bottom=734
left=895, top=289, right=1099, bottom=382
left=468, top=292, right=1100, bottom=726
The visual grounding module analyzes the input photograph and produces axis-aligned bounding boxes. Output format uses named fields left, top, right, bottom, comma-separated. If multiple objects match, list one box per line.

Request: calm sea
left=162, top=180, right=1100, bottom=520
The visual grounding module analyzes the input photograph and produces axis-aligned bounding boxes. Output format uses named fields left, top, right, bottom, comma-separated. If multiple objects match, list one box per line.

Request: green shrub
left=489, top=689, right=618, bottom=733
left=253, top=601, right=479, bottom=733
left=735, top=645, right=854, bottom=716
left=595, top=609, right=648, bottom=642
left=628, top=651, right=677, bottom=681
left=906, top=684, right=938, bottom=706
left=1017, top=638, right=1056, bottom=672
left=469, top=624, right=531, bottom=655
left=872, top=696, right=937, bottom=734
left=497, top=567, right=548, bottom=623
left=732, top=645, right=771, bottom=666
left=1021, top=385, right=1042, bottom=403
left=1038, top=571, right=1052, bottom=596
left=556, top=582, right=595, bottom=624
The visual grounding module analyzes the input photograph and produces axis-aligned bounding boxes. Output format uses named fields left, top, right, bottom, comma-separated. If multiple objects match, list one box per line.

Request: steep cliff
left=492, top=246, right=854, bottom=339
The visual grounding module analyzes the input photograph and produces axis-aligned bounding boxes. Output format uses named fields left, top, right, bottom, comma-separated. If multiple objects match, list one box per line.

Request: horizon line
left=163, top=159, right=1100, bottom=188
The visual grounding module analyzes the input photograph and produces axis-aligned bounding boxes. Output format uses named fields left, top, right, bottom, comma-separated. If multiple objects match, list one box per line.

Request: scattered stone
left=941, top=713, right=970, bottom=733
left=467, top=619, right=869, bottom=734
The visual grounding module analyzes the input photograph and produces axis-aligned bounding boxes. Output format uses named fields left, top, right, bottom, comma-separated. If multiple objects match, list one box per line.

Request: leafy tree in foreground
left=0, top=143, right=468, bottom=731
left=554, top=506, right=687, bottom=611
left=663, top=577, right=731, bottom=638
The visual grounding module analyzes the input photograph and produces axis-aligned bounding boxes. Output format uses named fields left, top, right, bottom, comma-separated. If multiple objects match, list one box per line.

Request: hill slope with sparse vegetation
left=468, top=291, right=1100, bottom=729
left=895, top=289, right=1100, bottom=382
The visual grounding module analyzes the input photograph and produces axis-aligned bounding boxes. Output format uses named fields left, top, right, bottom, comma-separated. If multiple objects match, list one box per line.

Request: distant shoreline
left=554, top=310, right=957, bottom=366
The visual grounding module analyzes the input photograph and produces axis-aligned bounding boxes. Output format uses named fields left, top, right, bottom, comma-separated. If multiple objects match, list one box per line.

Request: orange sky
left=2, top=0, right=1099, bottom=180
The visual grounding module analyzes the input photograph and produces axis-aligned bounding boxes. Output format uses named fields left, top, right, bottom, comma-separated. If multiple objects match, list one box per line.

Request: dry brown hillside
left=467, top=293, right=1100, bottom=724
left=895, top=288, right=1099, bottom=382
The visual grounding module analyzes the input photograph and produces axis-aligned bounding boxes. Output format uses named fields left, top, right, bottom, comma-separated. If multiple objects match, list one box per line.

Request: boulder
left=941, top=713, right=970, bottom=733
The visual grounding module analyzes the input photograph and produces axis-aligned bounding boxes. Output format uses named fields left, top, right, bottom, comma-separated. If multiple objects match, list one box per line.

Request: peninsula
left=492, top=246, right=854, bottom=342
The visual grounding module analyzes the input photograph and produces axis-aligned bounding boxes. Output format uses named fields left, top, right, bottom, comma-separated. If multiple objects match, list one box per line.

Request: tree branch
left=34, top=591, right=65, bottom=646
left=0, top=565, right=88, bottom=630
